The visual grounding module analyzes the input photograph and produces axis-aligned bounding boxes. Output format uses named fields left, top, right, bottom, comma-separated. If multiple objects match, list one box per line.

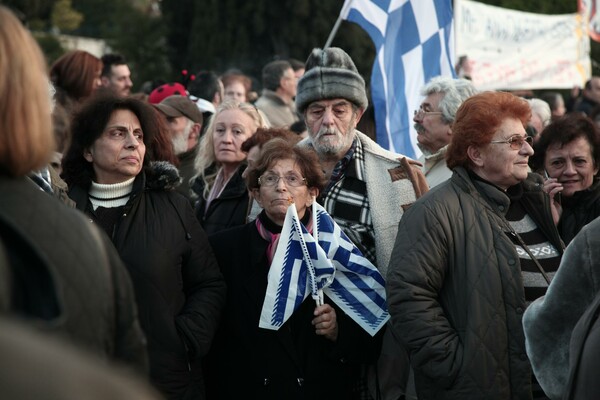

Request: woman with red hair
left=387, top=91, right=563, bottom=399
left=50, top=50, right=103, bottom=153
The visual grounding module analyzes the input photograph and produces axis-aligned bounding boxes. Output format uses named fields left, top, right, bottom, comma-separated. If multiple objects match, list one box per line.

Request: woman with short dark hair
left=207, top=138, right=381, bottom=399
left=529, top=113, right=600, bottom=244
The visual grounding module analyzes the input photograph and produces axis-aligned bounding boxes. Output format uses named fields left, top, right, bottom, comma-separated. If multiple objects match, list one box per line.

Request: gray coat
left=523, top=217, right=600, bottom=399
left=387, top=168, right=561, bottom=400
left=0, top=176, right=148, bottom=370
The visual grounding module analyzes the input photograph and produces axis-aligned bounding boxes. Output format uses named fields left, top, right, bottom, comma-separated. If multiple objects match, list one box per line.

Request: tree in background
left=160, top=0, right=375, bottom=91
left=3, top=0, right=596, bottom=94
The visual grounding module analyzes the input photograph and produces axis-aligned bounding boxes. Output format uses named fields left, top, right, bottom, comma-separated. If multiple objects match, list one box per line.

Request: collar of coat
left=143, top=161, right=181, bottom=192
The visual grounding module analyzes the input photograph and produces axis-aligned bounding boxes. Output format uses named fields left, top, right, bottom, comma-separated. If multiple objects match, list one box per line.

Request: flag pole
left=324, top=0, right=353, bottom=49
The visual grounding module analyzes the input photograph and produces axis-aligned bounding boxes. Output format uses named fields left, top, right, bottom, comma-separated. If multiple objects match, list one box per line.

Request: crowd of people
left=3, top=4, right=600, bottom=400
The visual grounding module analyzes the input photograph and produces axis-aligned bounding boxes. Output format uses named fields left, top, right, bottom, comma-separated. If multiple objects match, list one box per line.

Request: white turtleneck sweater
left=88, top=177, right=135, bottom=210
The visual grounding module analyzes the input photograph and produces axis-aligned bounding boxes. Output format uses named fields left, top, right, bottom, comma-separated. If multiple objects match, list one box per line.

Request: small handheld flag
left=259, top=203, right=389, bottom=336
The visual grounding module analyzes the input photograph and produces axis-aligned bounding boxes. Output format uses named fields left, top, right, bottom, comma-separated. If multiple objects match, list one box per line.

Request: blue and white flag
left=259, top=203, right=389, bottom=336
left=340, top=0, right=456, bottom=158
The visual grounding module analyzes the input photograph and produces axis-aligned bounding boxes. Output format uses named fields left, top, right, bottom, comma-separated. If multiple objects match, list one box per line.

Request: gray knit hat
left=295, top=47, right=368, bottom=112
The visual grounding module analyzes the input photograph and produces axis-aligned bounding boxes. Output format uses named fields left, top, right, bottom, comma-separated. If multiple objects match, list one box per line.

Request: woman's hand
left=543, top=177, right=563, bottom=225
left=312, top=304, right=338, bottom=342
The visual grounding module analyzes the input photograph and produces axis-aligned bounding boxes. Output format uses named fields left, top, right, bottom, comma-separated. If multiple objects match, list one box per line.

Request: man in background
left=414, top=76, right=477, bottom=187
left=100, top=53, right=133, bottom=97
left=255, top=60, right=299, bottom=128
left=155, top=95, right=203, bottom=200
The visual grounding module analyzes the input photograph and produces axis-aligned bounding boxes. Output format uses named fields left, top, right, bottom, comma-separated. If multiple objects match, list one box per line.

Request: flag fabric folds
left=259, top=203, right=389, bottom=336
left=340, top=0, right=455, bottom=159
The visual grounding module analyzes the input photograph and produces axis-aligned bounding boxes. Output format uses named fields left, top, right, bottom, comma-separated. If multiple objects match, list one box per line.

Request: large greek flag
left=340, top=0, right=455, bottom=158
left=259, top=203, right=389, bottom=336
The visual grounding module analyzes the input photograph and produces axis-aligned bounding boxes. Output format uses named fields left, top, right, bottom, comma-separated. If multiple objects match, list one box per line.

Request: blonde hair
left=193, top=100, right=269, bottom=199
left=0, top=6, right=54, bottom=177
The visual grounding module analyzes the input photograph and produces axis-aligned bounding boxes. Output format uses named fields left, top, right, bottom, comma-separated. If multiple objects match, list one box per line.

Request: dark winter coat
left=0, top=176, right=148, bottom=370
left=193, top=166, right=250, bottom=235
left=387, top=168, right=563, bottom=400
left=206, top=220, right=382, bottom=400
left=558, top=180, right=600, bottom=244
left=69, top=163, right=226, bottom=400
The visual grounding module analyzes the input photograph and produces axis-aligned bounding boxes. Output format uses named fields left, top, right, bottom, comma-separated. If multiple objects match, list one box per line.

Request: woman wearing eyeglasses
left=528, top=113, right=600, bottom=245
left=387, top=91, right=563, bottom=400
left=205, top=138, right=380, bottom=399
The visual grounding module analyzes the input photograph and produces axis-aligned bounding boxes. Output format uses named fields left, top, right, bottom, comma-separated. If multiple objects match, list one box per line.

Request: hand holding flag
left=259, top=202, right=389, bottom=336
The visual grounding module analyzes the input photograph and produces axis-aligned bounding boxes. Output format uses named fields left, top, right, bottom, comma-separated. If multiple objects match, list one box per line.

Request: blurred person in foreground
left=523, top=214, right=600, bottom=400
left=529, top=113, right=600, bottom=245
left=387, top=91, right=563, bottom=399
left=61, top=93, right=226, bottom=399
left=0, top=4, right=147, bottom=372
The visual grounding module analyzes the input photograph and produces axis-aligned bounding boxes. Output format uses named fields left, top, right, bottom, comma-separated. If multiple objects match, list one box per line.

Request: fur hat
left=295, top=47, right=368, bottom=112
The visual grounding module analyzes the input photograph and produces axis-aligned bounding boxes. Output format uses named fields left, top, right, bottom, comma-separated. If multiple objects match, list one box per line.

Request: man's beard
left=310, top=124, right=355, bottom=156
left=172, top=125, right=191, bottom=155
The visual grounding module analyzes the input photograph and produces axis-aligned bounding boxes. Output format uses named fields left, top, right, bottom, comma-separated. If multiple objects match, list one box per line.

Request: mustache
left=414, top=123, right=425, bottom=133
left=316, top=126, right=339, bottom=137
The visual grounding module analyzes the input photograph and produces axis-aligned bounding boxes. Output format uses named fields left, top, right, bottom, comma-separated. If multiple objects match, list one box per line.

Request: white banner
left=455, top=0, right=591, bottom=90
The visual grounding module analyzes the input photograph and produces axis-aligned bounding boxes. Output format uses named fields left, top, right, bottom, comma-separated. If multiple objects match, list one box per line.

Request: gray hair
left=420, top=76, right=478, bottom=124
left=527, top=98, right=551, bottom=129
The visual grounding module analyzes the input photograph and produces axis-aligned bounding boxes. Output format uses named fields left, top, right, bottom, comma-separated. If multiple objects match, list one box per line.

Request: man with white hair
left=296, top=46, right=429, bottom=400
left=155, top=95, right=203, bottom=200
left=528, top=98, right=551, bottom=141
left=414, top=76, right=478, bottom=187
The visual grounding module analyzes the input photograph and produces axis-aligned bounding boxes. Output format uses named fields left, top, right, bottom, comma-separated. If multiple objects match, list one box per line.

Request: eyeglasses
left=490, top=135, right=533, bottom=150
left=258, top=172, right=307, bottom=187
left=413, top=108, right=443, bottom=118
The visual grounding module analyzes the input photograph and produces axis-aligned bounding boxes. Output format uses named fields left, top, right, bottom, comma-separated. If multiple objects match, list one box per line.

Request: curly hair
left=61, top=94, right=161, bottom=188
left=245, top=138, right=326, bottom=193
left=447, top=91, right=531, bottom=170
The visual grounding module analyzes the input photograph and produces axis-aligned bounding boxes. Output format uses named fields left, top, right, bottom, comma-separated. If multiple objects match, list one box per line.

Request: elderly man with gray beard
left=414, top=76, right=477, bottom=187
left=155, top=95, right=203, bottom=200
left=296, top=46, right=429, bottom=400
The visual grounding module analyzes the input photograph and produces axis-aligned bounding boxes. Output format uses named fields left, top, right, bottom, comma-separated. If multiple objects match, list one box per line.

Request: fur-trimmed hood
left=144, top=161, right=182, bottom=191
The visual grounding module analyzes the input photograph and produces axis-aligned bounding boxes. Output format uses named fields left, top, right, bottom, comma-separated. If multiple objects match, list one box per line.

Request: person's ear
left=307, top=188, right=318, bottom=206
left=252, top=188, right=263, bottom=207
left=353, top=108, right=365, bottom=127
left=190, top=123, right=201, bottom=140
left=467, top=145, right=484, bottom=167
left=83, top=148, right=93, bottom=162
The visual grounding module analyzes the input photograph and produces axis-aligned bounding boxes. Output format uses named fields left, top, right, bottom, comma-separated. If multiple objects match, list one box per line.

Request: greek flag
left=259, top=203, right=389, bottom=336
left=340, top=0, right=455, bottom=158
